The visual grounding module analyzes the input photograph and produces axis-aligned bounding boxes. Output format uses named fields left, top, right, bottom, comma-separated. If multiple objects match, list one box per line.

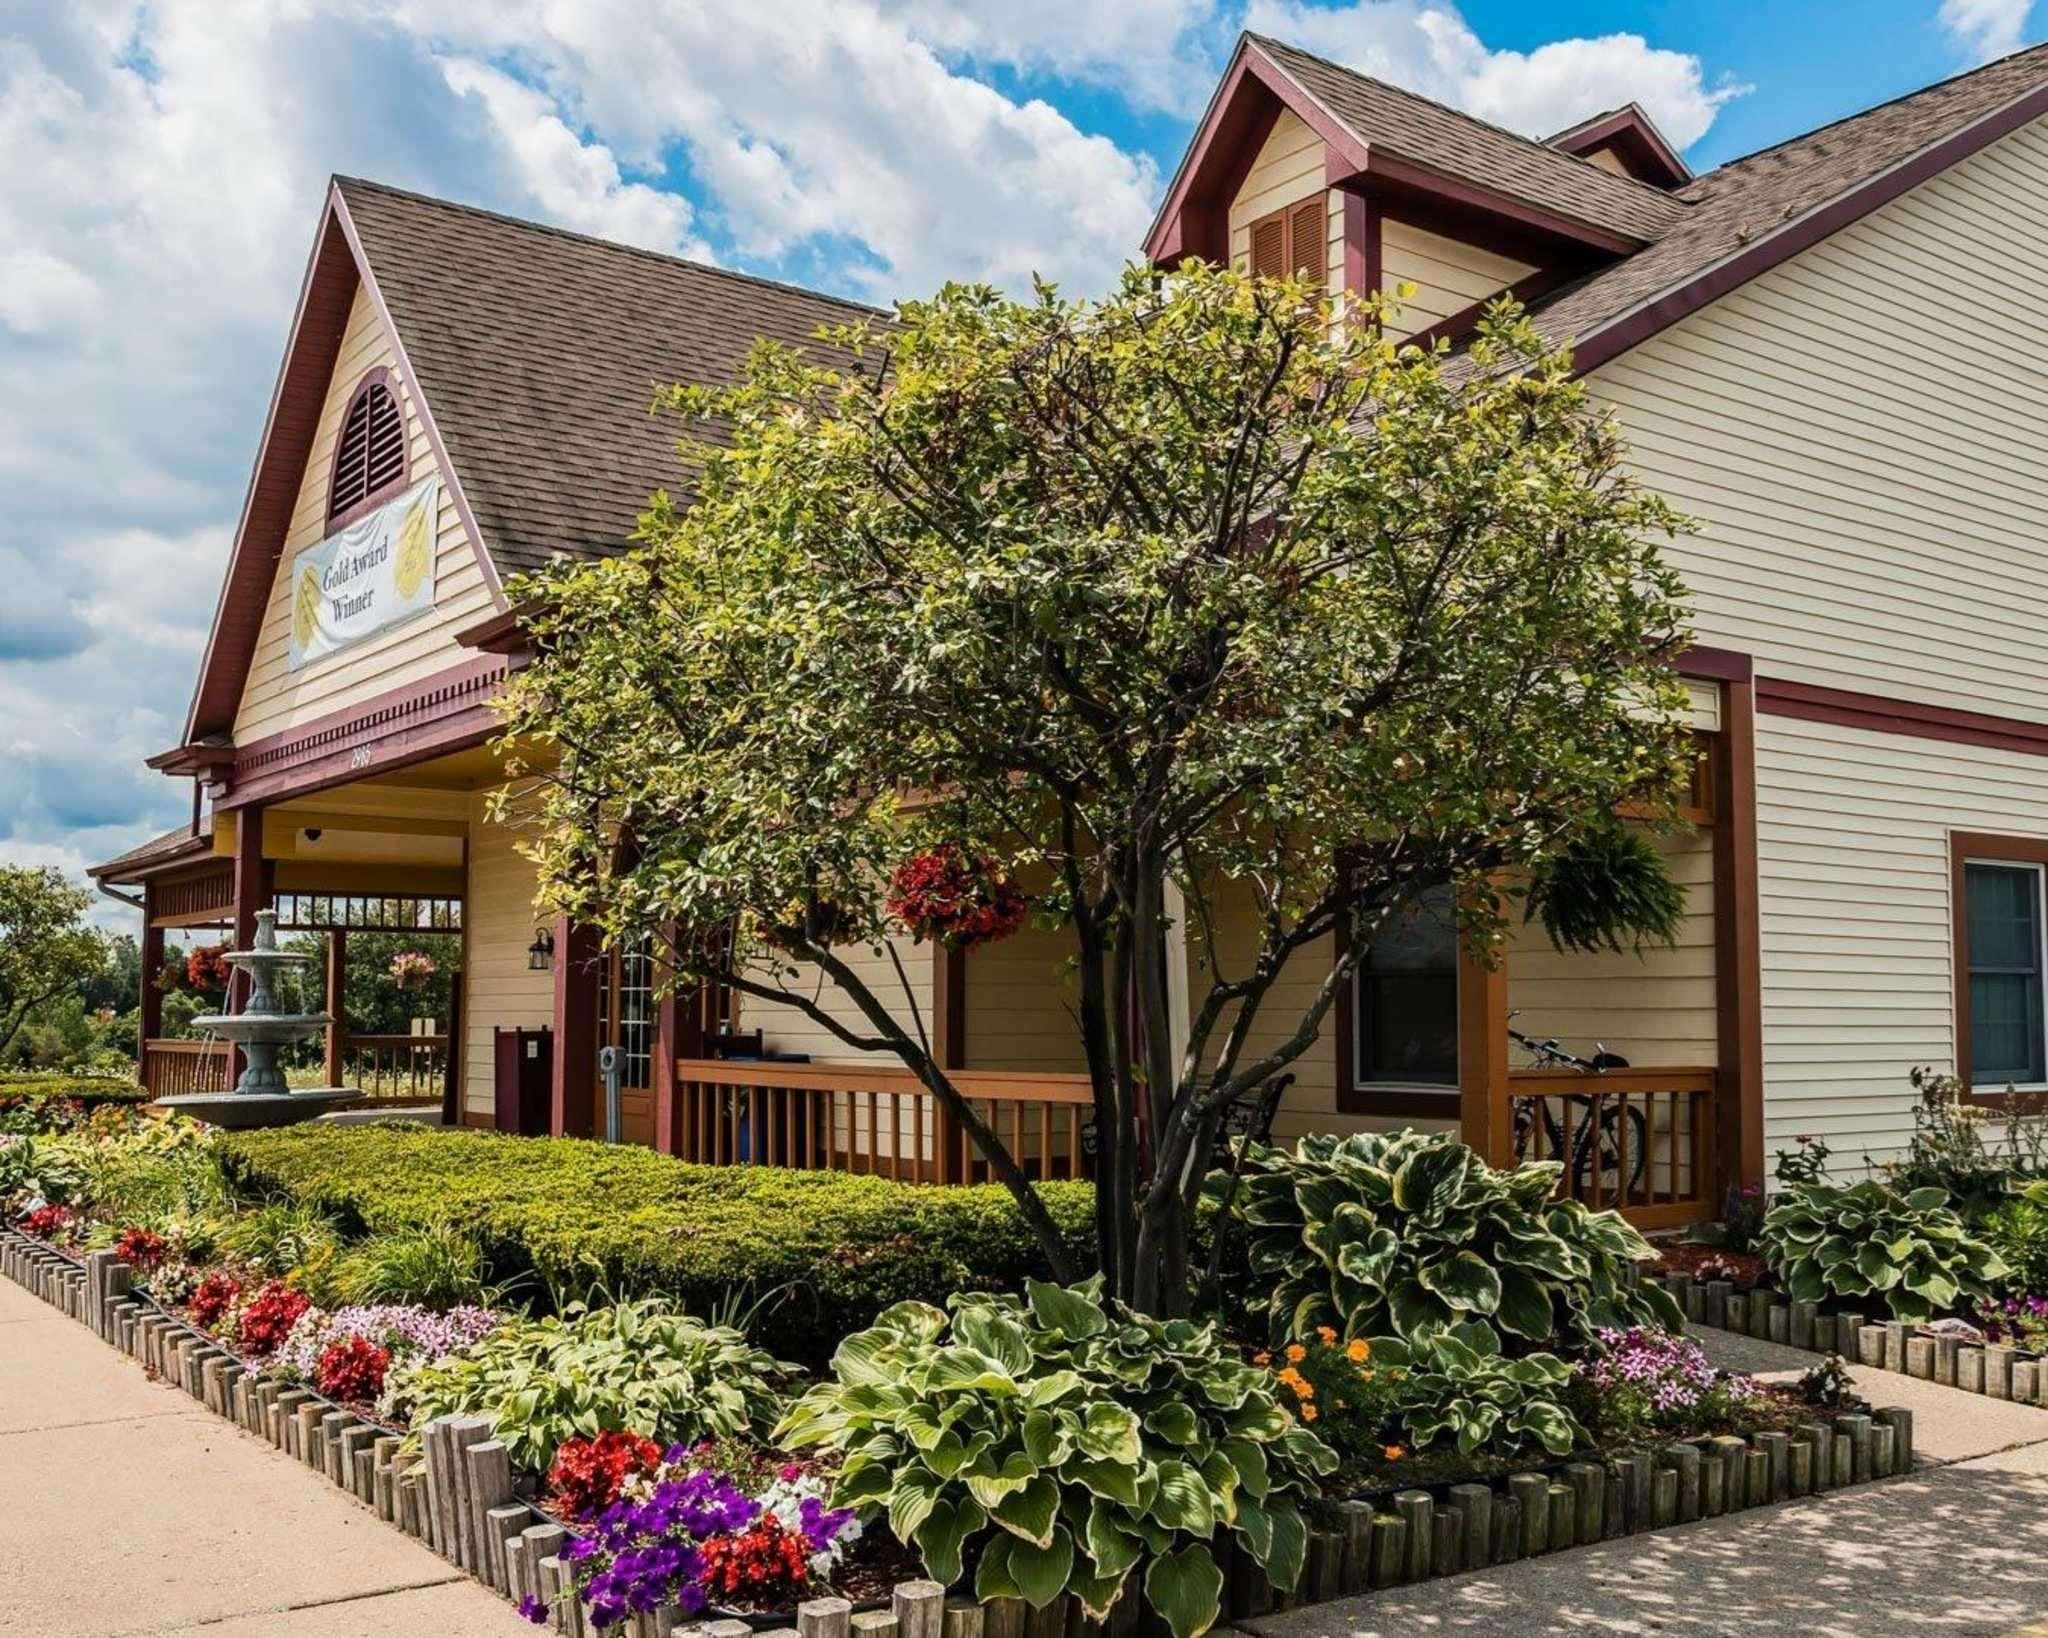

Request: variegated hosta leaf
left=1144, top=1545, right=1225, bottom=1638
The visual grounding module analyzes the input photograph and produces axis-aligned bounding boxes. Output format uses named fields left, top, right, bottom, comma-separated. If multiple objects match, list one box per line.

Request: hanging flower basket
left=886, top=846, right=1027, bottom=950
left=389, top=951, right=439, bottom=993
left=185, top=944, right=231, bottom=994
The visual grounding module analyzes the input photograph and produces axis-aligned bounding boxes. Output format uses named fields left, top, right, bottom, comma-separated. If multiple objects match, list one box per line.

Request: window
left=1345, top=881, right=1461, bottom=1103
left=1964, top=859, right=2047, bottom=1085
left=327, top=371, right=408, bottom=526
left=1246, top=197, right=1328, bottom=290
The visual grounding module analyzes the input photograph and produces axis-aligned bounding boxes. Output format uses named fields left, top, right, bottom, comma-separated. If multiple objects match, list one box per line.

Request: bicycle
left=1506, top=1015, right=1648, bottom=1201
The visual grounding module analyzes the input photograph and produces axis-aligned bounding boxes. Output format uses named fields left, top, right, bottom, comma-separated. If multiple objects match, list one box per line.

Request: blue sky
left=0, top=0, right=2034, bottom=912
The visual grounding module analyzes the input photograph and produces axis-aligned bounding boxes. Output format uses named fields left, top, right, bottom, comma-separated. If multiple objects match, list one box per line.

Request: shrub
left=388, top=1297, right=793, bottom=1475
left=1759, top=1178, right=2007, bottom=1322
left=217, top=1124, right=1093, bottom=1361
left=1215, top=1129, right=1680, bottom=1352
left=0, top=1074, right=149, bottom=1104
left=777, top=1278, right=1337, bottom=1638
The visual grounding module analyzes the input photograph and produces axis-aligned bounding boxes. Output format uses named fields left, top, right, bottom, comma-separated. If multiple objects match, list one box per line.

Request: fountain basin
left=156, top=1088, right=366, bottom=1129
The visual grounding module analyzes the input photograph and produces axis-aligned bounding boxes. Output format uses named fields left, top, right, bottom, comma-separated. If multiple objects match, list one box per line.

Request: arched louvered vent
left=328, top=372, right=408, bottom=525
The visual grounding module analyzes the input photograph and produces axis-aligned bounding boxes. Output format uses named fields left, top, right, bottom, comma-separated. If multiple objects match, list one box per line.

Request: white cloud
left=1244, top=0, right=1745, bottom=149
left=1940, top=0, right=2035, bottom=62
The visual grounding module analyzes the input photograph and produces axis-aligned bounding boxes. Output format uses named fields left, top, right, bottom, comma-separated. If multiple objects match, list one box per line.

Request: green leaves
left=1216, top=1130, right=1671, bottom=1353
left=778, top=1279, right=1333, bottom=1638
left=1760, top=1178, right=2006, bottom=1323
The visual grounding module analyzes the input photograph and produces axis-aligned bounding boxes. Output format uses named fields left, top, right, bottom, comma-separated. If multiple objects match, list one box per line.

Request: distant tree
left=497, top=268, right=1695, bottom=1315
left=0, top=865, right=106, bottom=1058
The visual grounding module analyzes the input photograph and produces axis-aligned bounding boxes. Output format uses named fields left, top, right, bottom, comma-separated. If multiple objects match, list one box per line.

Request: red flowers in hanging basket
left=315, top=1334, right=392, bottom=1404
left=236, top=1280, right=311, bottom=1356
left=185, top=944, right=232, bottom=993
left=886, top=846, right=1027, bottom=949
left=545, top=1429, right=665, bottom=1521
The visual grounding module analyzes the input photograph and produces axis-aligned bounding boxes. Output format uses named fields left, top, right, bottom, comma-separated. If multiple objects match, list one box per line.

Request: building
left=91, top=36, right=2048, bottom=1228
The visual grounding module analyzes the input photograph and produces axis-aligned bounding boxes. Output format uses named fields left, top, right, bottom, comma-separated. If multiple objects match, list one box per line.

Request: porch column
left=323, top=928, right=347, bottom=1086
left=1456, top=941, right=1510, bottom=1164
left=550, top=915, right=600, bottom=1138
left=229, top=804, right=271, bottom=1084
left=930, top=944, right=967, bottom=1182
left=651, top=927, right=701, bottom=1157
left=138, top=882, right=164, bottom=1090
left=1712, top=675, right=1766, bottom=1194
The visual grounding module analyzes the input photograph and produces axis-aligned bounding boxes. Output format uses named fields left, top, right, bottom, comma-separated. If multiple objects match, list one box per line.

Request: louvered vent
left=1250, top=214, right=1287, bottom=279
left=1289, top=199, right=1325, bottom=289
left=329, top=378, right=407, bottom=522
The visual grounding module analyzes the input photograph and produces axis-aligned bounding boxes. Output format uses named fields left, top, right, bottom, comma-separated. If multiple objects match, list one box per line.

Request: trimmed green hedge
left=218, top=1123, right=1093, bottom=1361
left=0, top=1073, right=148, bottom=1105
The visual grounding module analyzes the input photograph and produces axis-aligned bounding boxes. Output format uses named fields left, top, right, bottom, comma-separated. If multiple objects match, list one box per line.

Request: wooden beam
left=1712, top=680, right=1766, bottom=1194
left=1458, top=934, right=1510, bottom=1165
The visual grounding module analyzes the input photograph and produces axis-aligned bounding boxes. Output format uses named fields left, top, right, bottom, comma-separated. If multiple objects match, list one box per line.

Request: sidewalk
left=1238, top=1327, right=2048, bottom=1638
left=0, top=1275, right=533, bottom=1636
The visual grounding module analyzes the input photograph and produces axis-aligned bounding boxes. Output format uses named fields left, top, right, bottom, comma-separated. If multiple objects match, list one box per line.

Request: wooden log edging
left=0, top=1226, right=1921, bottom=1634
left=1661, top=1266, right=2048, bottom=1414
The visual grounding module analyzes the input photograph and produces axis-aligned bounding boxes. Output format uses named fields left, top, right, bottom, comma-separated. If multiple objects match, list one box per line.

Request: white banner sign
left=287, top=475, right=440, bottom=669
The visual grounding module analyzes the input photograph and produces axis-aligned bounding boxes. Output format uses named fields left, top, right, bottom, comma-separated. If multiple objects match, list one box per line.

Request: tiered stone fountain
left=159, top=908, right=364, bottom=1129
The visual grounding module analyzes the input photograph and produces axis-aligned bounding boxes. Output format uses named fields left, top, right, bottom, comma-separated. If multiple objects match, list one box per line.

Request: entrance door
left=596, top=935, right=656, bottom=1144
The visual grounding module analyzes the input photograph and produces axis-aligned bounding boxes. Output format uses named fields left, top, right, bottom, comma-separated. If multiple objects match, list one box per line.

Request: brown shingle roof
left=88, top=821, right=213, bottom=883
left=1250, top=34, right=1690, bottom=245
left=336, top=178, right=886, bottom=579
left=1526, top=43, right=2048, bottom=361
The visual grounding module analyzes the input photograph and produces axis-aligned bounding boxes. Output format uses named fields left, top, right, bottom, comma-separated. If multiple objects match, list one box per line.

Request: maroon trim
left=329, top=186, right=506, bottom=611
left=1339, top=149, right=1645, bottom=257
left=216, top=655, right=507, bottom=810
left=323, top=365, right=409, bottom=531
left=454, top=608, right=528, bottom=655
left=1548, top=106, right=1691, bottom=189
left=1400, top=264, right=1576, bottom=352
left=1342, top=191, right=1380, bottom=304
left=183, top=209, right=360, bottom=741
left=1757, top=675, right=2048, bottom=758
left=1674, top=644, right=1755, bottom=684
left=1577, top=77, right=2048, bottom=375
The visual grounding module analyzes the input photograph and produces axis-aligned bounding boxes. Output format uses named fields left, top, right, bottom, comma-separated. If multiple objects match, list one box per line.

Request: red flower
left=545, top=1429, right=664, bottom=1522
left=187, top=1271, right=242, bottom=1331
left=697, top=1515, right=815, bottom=1604
left=235, top=1280, right=310, bottom=1356
left=20, top=1203, right=74, bottom=1241
left=113, top=1226, right=169, bottom=1272
left=315, top=1334, right=392, bottom=1404
left=185, top=944, right=232, bottom=992
left=886, top=846, right=1027, bottom=950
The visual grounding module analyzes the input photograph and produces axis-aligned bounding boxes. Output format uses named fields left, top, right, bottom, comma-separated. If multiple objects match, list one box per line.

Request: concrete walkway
left=1239, top=1326, right=2048, bottom=1638
left=0, top=1275, right=534, bottom=1636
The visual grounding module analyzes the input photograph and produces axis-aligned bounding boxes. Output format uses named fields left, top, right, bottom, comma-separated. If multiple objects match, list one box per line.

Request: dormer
left=1546, top=103, right=1693, bottom=190
left=1147, top=33, right=1689, bottom=343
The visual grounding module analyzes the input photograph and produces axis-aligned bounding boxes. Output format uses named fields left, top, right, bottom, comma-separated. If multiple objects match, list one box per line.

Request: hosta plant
left=1759, top=1179, right=2007, bottom=1323
left=1215, top=1130, right=1679, bottom=1351
left=387, top=1298, right=793, bottom=1474
left=1375, top=1324, right=1584, bottom=1459
left=776, top=1277, right=1337, bottom=1638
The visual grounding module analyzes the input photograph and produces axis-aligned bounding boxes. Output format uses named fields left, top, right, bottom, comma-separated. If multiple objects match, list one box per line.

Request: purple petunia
left=518, top=1594, right=548, bottom=1624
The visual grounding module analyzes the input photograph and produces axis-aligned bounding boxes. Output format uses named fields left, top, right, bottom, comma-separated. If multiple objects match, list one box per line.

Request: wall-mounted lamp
left=527, top=928, right=556, bottom=972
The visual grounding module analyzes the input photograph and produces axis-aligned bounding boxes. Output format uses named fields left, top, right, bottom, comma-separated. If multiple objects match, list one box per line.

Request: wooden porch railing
left=141, top=1038, right=230, bottom=1098
left=339, top=1034, right=449, bottom=1102
left=1505, top=1067, right=1717, bottom=1230
left=671, top=1059, right=1093, bottom=1182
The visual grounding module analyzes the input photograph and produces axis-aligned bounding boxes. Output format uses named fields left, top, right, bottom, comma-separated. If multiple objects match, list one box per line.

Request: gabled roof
left=88, top=819, right=214, bottom=885
left=1249, top=35, right=1688, bottom=245
left=1545, top=103, right=1693, bottom=188
left=178, top=179, right=884, bottom=743
left=333, top=179, right=884, bottom=579
left=1528, top=41, right=2048, bottom=372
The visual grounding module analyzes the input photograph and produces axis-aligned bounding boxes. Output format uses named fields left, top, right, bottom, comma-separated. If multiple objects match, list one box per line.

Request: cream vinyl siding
left=1227, top=109, right=1344, bottom=290
left=964, top=924, right=1087, bottom=1073
left=1586, top=116, right=2048, bottom=721
left=1582, top=113, right=2048, bottom=1162
left=748, top=935, right=933, bottom=1064
left=1748, top=711, right=2048, bottom=1161
left=461, top=792, right=553, bottom=1120
left=233, top=281, right=496, bottom=742
left=1505, top=826, right=1717, bottom=1068
left=1583, top=147, right=1631, bottom=177
left=1379, top=218, right=1535, bottom=339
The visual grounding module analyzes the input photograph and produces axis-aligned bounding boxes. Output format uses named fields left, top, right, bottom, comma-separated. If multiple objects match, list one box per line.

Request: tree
left=495, top=266, right=1696, bottom=1315
left=0, top=865, right=106, bottom=1059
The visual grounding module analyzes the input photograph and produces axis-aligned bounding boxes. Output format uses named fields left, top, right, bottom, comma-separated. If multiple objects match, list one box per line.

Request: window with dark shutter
left=327, top=372, right=408, bottom=526
left=1245, top=197, right=1327, bottom=290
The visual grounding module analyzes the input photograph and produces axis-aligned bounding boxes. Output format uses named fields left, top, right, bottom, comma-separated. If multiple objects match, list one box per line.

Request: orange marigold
left=1284, top=1343, right=1306, bottom=1363
left=1253, top=1351, right=1271, bottom=1367
left=1383, top=1444, right=1405, bottom=1461
left=1316, top=1325, right=1337, bottom=1345
left=1346, top=1338, right=1371, bottom=1363
left=1301, top=1404, right=1319, bottom=1422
